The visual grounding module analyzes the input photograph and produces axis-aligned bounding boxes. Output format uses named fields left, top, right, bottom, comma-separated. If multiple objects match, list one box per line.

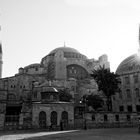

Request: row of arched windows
left=119, top=88, right=140, bottom=99
left=64, top=52, right=86, bottom=59
left=126, top=88, right=140, bottom=98
left=39, top=111, right=68, bottom=128
left=124, top=75, right=139, bottom=85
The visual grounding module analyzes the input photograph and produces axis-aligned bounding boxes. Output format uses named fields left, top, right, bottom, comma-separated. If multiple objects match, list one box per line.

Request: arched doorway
left=61, top=111, right=68, bottom=128
left=39, top=111, right=46, bottom=128
left=51, top=111, right=57, bottom=126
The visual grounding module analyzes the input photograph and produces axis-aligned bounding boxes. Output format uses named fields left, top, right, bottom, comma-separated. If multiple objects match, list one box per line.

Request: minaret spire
left=0, top=26, right=1, bottom=54
left=138, top=24, right=140, bottom=53
left=0, top=26, right=2, bottom=54
left=139, top=24, right=140, bottom=48
left=64, top=42, right=66, bottom=47
left=0, top=43, right=2, bottom=54
left=0, top=26, right=2, bottom=78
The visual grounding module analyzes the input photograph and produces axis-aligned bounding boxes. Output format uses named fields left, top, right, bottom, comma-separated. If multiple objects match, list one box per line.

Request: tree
left=59, top=88, right=73, bottom=102
left=86, top=94, right=104, bottom=111
left=91, top=66, right=120, bottom=111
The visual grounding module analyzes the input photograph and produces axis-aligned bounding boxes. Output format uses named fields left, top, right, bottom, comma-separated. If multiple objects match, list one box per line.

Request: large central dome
left=47, top=46, right=87, bottom=59
left=48, top=47, right=80, bottom=56
left=116, top=53, right=140, bottom=75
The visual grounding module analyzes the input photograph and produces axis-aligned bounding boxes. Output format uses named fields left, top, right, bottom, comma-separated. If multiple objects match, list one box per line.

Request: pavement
left=0, top=128, right=140, bottom=140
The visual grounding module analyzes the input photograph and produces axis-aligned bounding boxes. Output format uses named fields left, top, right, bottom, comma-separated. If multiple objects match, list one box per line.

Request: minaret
left=138, top=24, right=140, bottom=53
left=64, top=42, right=66, bottom=47
left=0, top=26, right=3, bottom=78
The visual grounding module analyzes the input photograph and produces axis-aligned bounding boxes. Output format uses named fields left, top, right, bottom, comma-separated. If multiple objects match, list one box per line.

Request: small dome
left=116, top=53, right=140, bottom=75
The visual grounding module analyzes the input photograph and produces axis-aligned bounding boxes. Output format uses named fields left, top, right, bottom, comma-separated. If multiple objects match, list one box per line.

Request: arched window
left=61, top=111, right=68, bottom=127
left=50, top=95, right=53, bottom=101
left=135, top=88, right=139, bottom=97
left=61, top=111, right=68, bottom=120
left=124, top=76, right=130, bottom=85
left=115, top=115, right=119, bottom=121
left=51, top=111, right=57, bottom=125
left=104, top=114, right=108, bottom=122
left=134, top=75, right=138, bottom=83
left=39, top=111, right=46, bottom=128
left=126, top=89, right=131, bottom=98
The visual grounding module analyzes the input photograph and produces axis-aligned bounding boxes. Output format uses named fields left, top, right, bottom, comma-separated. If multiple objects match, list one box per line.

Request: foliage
left=90, top=66, right=121, bottom=111
left=59, top=88, right=73, bottom=102
left=84, top=94, right=104, bottom=111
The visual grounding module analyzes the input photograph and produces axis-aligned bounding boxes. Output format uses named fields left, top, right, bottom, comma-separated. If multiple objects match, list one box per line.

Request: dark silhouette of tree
left=86, top=94, right=104, bottom=111
left=59, top=88, right=73, bottom=102
left=91, top=66, right=121, bottom=111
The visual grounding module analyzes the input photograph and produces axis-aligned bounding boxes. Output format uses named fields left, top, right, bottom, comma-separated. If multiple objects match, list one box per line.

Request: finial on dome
left=64, top=42, right=66, bottom=47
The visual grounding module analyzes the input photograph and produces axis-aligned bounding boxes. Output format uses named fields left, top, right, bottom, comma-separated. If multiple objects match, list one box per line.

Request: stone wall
left=0, top=114, right=5, bottom=130
left=85, top=112, right=140, bottom=124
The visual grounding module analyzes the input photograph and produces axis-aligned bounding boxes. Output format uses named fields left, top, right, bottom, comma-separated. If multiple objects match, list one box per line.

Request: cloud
left=66, top=0, right=111, bottom=7
left=65, top=0, right=140, bottom=9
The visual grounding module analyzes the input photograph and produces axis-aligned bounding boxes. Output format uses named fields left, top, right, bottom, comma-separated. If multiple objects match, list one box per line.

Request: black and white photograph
left=1, top=0, right=140, bottom=139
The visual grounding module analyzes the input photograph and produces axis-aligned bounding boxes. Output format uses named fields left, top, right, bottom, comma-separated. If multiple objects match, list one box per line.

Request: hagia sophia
left=0, top=29, right=140, bottom=130
left=0, top=43, right=110, bottom=129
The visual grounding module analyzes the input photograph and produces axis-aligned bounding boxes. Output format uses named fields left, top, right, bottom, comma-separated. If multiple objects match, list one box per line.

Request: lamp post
left=80, top=95, right=87, bottom=130
left=84, top=95, right=87, bottom=130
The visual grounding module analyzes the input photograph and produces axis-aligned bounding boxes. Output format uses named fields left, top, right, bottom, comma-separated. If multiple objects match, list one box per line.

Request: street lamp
left=84, top=96, right=87, bottom=130
left=80, top=95, right=87, bottom=130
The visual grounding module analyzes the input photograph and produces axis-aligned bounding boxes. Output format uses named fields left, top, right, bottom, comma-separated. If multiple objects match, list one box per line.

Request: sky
left=0, top=0, right=140, bottom=78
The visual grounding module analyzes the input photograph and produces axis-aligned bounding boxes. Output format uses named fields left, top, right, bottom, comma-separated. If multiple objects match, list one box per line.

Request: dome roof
left=49, top=47, right=80, bottom=55
left=42, top=46, right=87, bottom=59
left=116, top=53, right=140, bottom=75
left=41, top=46, right=87, bottom=63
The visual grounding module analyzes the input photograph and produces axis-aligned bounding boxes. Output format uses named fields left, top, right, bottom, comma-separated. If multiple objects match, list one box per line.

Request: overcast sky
left=0, top=0, right=140, bottom=78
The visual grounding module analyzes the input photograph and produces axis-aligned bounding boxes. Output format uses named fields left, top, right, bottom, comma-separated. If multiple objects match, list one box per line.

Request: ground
left=0, top=128, right=140, bottom=140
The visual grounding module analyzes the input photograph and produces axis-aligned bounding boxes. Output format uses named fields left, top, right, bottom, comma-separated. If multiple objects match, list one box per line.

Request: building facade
left=0, top=46, right=110, bottom=130
left=113, top=52, right=140, bottom=114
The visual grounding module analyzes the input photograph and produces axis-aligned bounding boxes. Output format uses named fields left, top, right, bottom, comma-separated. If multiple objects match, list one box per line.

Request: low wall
left=74, top=112, right=140, bottom=129
left=85, top=112, right=140, bottom=123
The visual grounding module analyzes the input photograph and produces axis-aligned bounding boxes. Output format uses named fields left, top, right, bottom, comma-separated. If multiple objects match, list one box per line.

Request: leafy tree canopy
left=86, top=94, right=104, bottom=111
left=59, top=88, right=73, bottom=102
left=91, top=66, right=120, bottom=97
left=90, top=66, right=121, bottom=111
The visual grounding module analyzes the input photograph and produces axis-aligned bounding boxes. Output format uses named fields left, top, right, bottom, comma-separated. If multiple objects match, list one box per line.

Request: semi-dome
left=116, top=53, right=140, bottom=75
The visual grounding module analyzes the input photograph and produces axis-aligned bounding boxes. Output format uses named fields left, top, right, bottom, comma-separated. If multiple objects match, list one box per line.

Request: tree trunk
left=106, top=96, right=112, bottom=111
left=106, top=98, right=109, bottom=111
left=110, top=97, right=112, bottom=111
